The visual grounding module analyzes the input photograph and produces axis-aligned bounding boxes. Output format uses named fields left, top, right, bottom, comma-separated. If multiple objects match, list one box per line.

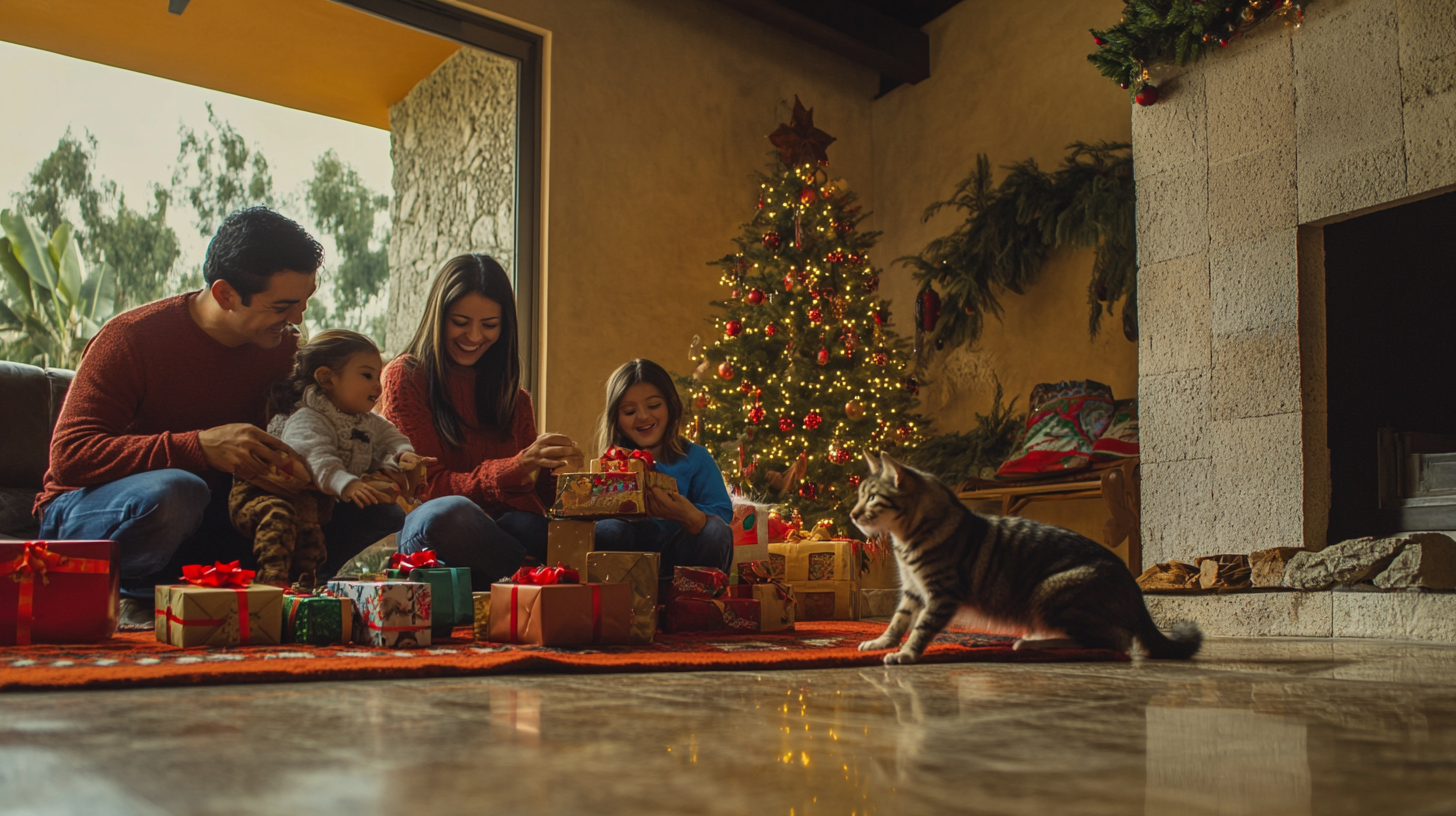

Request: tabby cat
left=851, top=452, right=1201, bottom=664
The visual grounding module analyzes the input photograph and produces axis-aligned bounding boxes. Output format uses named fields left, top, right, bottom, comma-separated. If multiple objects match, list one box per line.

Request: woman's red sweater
left=379, top=355, right=552, bottom=517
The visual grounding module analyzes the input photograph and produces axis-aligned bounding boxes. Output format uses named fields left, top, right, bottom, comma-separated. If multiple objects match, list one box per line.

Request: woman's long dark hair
left=400, top=254, right=521, bottom=448
left=596, top=359, right=688, bottom=465
left=267, top=330, right=378, bottom=419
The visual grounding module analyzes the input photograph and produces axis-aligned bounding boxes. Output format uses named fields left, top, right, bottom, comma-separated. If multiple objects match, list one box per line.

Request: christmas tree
left=682, top=98, right=924, bottom=533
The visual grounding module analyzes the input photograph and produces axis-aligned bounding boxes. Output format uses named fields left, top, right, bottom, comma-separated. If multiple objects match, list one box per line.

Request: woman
left=380, top=254, right=579, bottom=587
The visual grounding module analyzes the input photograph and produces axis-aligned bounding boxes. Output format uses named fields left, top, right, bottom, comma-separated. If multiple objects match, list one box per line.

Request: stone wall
left=1135, top=0, right=1456, bottom=567
left=385, top=47, right=517, bottom=355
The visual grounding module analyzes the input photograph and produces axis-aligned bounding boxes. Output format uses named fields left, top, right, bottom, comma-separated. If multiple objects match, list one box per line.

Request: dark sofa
left=0, top=361, right=74, bottom=539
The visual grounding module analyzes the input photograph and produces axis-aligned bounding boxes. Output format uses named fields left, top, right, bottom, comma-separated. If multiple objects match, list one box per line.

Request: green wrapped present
left=280, top=591, right=354, bottom=646
left=387, top=551, right=470, bottom=636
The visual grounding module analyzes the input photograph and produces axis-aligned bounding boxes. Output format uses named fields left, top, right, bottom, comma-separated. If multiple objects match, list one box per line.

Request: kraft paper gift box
left=768, top=541, right=856, bottom=582
left=155, top=583, right=284, bottom=647
left=550, top=449, right=678, bottom=519
left=326, top=580, right=432, bottom=648
left=488, top=581, right=632, bottom=647
left=280, top=592, right=354, bottom=646
left=473, top=592, right=491, bottom=641
left=729, top=501, right=770, bottom=584
left=857, top=543, right=900, bottom=589
left=790, top=580, right=858, bottom=621
left=546, top=520, right=596, bottom=574
left=859, top=588, right=900, bottom=618
left=387, top=566, right=472, bottom=636
left=662, top=596, right=760, bottom=634
left=586, top=551, right=660, bottom=644
left=728, top=583, right=795, bottom=633
left=0, top=540, right=118, bottom=646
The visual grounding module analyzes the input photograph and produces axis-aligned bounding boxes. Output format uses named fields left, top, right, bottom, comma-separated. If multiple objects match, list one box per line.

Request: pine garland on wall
left=897, top=141, right=1137, bottom=357
left=1088, top=0, right=1310, bottom=104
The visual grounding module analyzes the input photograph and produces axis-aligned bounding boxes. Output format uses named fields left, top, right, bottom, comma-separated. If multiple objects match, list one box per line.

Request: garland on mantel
left=1089, top=0, right=1310, bottom=105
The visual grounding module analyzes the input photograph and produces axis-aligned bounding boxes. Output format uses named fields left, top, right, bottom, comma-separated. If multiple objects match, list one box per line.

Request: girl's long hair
left=596, top=359, right=687, bottom=464
left=268, top=329, right=379, bottom=418
left=399, top=253, right=520, bottom=447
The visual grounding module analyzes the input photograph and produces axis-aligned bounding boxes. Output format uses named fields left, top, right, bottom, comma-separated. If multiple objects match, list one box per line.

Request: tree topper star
left=768, top=96, right=836, bottom=167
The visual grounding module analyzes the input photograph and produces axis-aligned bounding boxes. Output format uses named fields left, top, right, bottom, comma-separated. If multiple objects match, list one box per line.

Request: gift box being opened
left=488, top=581, right=631, bottom=647
left=326, top=580, right=432, bottom=648
left=0, top=541, right=119, bottom=646
left=769, top=540, right=856, bottom=582
left=386, top=566, right=471, bottom=635
left=281, top=593, right=354, bottom=646
left=155, top=582, right=284, bottom=647
left=586, top=551, right=660, bottom=644
left=551, top=456, right=677, bottom=518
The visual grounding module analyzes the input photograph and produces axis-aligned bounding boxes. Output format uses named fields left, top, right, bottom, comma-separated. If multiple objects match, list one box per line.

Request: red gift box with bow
left=0, top=540, right=118, bottom=646
left=550, top=446, right=679, bottom=519
left=487, top=564, right=631, bottom=647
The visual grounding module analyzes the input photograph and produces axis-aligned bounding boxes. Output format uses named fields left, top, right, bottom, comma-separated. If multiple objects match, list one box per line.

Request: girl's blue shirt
left=647, top=440, right=734, bottom=531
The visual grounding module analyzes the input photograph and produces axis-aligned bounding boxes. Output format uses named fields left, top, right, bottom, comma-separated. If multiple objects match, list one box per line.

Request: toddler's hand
left=341, top=480, right=395, bottom=509
left=397, top=452, right=437, bottom=472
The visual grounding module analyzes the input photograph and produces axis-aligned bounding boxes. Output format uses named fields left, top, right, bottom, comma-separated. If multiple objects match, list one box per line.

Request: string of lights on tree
left=679, top=97, right=925, bottom=533
left=1089, top=0, right=1310, bottom=105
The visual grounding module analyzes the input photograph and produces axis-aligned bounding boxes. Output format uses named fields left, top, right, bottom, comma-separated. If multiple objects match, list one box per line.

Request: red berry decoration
left=783, top=273, right=795, bottom=292
left=757, top=196, right=764, bottom=209
left=725, top=319, right=743, bottom=337
left=804, top=411, right=823, bottom=431
left=896, top=425, right=914, bottom=442
left=746, top=288, right=766, bottom=305
left=799, top=483, right=818, bottom=500
left=718, top=362, right=735, bottom=379
left=694, top=393, right=710, bottom=410
left=847, top=474, right=862, bottom=488
left=748, top=405, right=766, bottom=424
left=844, top=400, right=865, bottom=420
left=904, top=376, right=920, bottom=395
left=763, top=232, right=781, bottom=249
left=779, top=416, right=796, bottom=432
left=808, top=307, right=823, bottom=324
left=873, top=310, right=886, bottom=326
left=830, top=447, right=851, bottom=465
left=871, top=349, right=888, bottom=366
left=1135, top=84, right=1159, bottom=106
left=1093, top=34, right=1106, bottom=46
left=825, top=250, right=845, bottom=264
left=739, top=380, right=754, bottom=394
left=816, top=348, right=830, bottom=366
left=799, top=186, right=817, bottom=205
left=765, top=323, right=778, bottom=336
left=863, top=275, right=879, bottom=293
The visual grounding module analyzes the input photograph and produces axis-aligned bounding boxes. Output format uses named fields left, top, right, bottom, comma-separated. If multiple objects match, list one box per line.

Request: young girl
left=230, top=330, right=433, bottom=585
left=592, top=359, right=734, bottom=575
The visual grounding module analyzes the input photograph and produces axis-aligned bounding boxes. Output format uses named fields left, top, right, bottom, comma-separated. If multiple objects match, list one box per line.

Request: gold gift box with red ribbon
left=154, top=562, right=283, bottom=648
left=551, top=446, right=678, bottom=519
left=0, top=540, right=119, bottom=646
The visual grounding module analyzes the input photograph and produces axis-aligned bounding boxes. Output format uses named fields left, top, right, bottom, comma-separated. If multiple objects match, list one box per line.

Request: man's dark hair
left=202, top=207, right=324, bottom=304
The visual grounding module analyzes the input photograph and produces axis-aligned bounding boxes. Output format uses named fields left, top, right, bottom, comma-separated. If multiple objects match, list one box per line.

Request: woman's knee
left=592, top=519, right=635, bottom=550
left=401, top=496, right=489, bottom=552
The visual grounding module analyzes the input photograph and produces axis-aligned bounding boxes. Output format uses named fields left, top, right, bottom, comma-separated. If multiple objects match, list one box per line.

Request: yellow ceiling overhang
left=0, top=0, right=461, bottom=129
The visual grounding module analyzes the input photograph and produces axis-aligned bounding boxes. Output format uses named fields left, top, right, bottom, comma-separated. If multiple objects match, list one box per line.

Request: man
left=36, top=207, right=401, bottom=625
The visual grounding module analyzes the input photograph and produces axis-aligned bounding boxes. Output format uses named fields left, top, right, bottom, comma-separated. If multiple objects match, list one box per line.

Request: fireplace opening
left=1325, top=189, right=1456, bottom=542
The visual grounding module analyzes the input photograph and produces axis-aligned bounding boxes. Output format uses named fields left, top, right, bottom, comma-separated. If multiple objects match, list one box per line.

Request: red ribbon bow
left=509, top=564, right=580, bottom=585
left=181, top=561, right=255, bottom=589
left=600, top=447, right=655, bottom=473
left=2, top=543, right=112, bottom=646
left=0, top=543, right=66, bottom=585
left=389, top=550, right=440, bottom=575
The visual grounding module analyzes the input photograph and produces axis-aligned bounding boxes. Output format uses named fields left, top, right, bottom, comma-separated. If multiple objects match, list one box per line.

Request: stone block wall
left=385, top=48, right=518, bottom=354
left=1135, top=0, right=1456, bottom=566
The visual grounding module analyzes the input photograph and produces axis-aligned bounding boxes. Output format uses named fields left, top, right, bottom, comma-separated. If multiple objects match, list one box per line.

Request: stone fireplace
left=1134, top=0, right=1456, bottom=639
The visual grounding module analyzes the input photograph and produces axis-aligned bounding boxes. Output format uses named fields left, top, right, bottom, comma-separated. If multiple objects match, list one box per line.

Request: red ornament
left=804, top=411, right=823, bottom=431
left=847, top=474, right=862, bottom=488
left=845, top=400, right=865, bottom=420
left=765, top=323, right=778, bottom=336
left=873, top=310, right=886, bottom=326
left=863, top=276, right=879, bottom=293
left=739, top=380, right=754, bottom=394
left=798, top=483, right=818, bottom=500
left=746, top=288, right=766, bottom=305
left=718, top=362, right=735, bottom=379
left=808, top=307, right=823, bottom=324
left=748, top=405, right=766, bottom=424
left=757, top=196, right=764, bottom=209
left=871, top=349, right=888, bottom=366
left=896, top=425, right=914, bottom=442
left=799, top=186, right=817, bottom=205
left=830, top=447, right=851, bottom=465
left=848, top=254, right=863, bottom=266
left=825, top=250, right=845, bottom=264
left=694, top=393, right=711, bottom=410
left=763, top=232, right=781, bottom=249
left=779, top=416, right=796, bottom=432
left=816, top=348, right=830, bottom=366
left=783, top=273, right=795, bottom=292
left=1093, top=34, right=1106, bottom=46
left=1135, top=84, right=1159, bottom=106
left=904, top=376, right=920, bottom=395
left=725, top=319, right=743, bottom=337
left=917, top=288, right=942, bottom=331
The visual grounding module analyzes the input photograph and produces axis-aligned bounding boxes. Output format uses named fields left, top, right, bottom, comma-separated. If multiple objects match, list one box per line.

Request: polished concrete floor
left=2, top=638, right=1455, bottom=815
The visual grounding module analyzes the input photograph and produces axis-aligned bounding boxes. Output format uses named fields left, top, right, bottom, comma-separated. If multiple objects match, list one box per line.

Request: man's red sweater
left=35, top=293, right=298, bottom=514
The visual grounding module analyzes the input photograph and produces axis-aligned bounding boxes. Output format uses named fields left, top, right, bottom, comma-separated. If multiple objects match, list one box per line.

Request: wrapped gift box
left=729, top=501, right=770, bottom=584
left=473, top=592, right=491, bottom=641
left=859, top=588, right=901, bottom=618
left=586, top=551, right=660, bottom=644
left=551, top=448, right=678, bottom=518
left=769, top=541, right=855, bottom=582
left=155, top=582, right=284, bottom=647
left=326, top=580, right=432, bottom=648
left=790, top=580, right=858, bottom=621
left=727, top=583, right=795, bottom=633
left=857, top=543, right=900, bottom=589
left=281, top=592, right=354, bottom=646
left=489, top=581, right=631, bottom=647
left=666, top=566, right=728, bottom=603
left=662, top=596, right=760, bottom=634
left=546, top=520, right=596, bottom=574
left=0, top=541, right=118, bottom=646
left=387, top=564, right=471, bottom=635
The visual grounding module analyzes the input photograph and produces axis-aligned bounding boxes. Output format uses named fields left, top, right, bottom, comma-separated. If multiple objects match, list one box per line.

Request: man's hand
left=340, top=479, right=395, bottom=509
left=646, top=485, right=707, bottom=534
left=198, top=424, right=298, bottom=480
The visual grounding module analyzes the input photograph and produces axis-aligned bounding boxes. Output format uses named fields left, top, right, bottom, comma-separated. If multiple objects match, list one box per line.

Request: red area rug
left=0, top=622, right=1126, bottom=692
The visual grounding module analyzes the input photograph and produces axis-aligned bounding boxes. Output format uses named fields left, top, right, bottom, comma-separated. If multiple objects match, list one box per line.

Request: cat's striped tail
left=1137, top=616, right=1203, bottom=660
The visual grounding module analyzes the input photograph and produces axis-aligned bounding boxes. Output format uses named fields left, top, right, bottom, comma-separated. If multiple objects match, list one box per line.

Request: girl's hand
left=646, top=486, right=708, bottom=534
left=340, top=480, right=395, bottom=509
left=397, top=452, right=437, bottom=472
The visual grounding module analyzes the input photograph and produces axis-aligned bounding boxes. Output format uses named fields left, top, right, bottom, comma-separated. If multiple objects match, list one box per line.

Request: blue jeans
left=39, top=469, right=403, bottom=599
left=398, top=496, right=548, bottom=592
left=592, top=516, right=733, bottom=577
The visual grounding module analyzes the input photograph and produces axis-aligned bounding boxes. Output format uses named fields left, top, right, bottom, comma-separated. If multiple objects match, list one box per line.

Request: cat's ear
left=879, top=452, right=908, bottom=487
left=862, top=450, right=882, bottom=474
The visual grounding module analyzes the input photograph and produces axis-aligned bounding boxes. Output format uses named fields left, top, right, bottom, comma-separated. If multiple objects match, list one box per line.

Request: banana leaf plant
left=0, top=209, right=118, bottom=370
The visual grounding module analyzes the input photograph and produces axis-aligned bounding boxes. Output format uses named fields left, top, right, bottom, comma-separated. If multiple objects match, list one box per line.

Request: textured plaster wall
left=385, top=48, right=518, bottom=355
left=1134, top=0, right=1456, bottom=566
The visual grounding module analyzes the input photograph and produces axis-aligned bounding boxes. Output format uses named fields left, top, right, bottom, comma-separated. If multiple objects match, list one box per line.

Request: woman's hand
left=646, top=486, right=708, bottom=534
left=340, top=479, right=396, bottom=509
left=518, top=432, right=579, bottom=472
left=397, top=452, right=437, bottom=472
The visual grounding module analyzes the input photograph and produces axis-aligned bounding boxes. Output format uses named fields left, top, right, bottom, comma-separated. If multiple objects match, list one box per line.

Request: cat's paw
left=883, top=649, right=921, bottom=666
left=858, top=637, right=897, bottom=652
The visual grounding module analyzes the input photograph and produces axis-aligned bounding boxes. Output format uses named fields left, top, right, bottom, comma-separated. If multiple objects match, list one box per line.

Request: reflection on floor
left=2, top=637, right=1455, bottom=815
